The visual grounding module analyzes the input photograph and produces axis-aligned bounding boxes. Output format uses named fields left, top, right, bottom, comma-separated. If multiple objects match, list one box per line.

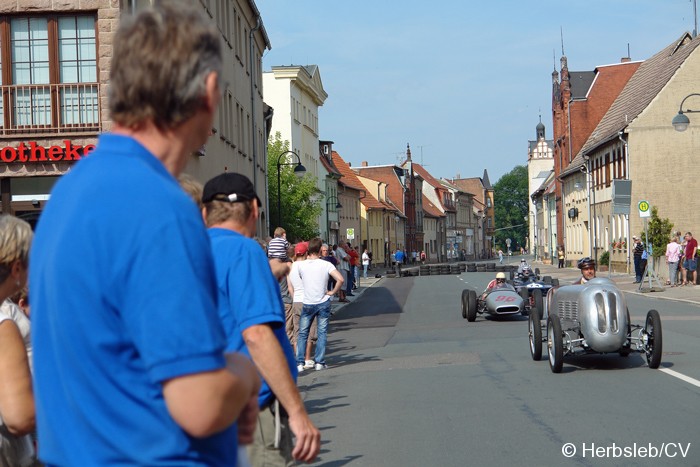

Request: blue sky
left=257, top=0, right=696, bottom=183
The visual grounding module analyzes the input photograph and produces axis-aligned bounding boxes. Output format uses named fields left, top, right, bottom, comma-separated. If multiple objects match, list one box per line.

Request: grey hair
left=109, top=0, right=223, bottom=129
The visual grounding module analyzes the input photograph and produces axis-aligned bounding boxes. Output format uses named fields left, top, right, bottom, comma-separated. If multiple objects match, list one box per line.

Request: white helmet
left=496, top=272, right=506, bottom=280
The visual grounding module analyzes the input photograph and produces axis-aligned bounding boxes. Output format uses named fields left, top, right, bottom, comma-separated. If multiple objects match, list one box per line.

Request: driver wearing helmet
left=517, top=258, right=531, bottom=275
left=482, top=272, right=508, bottom=300
left=574, top=257, right=596, bottom=284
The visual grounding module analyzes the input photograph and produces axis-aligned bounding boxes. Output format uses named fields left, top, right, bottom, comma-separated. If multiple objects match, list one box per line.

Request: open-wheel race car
left=461, top=284, right=526, bottom=322
left=510, top=274, right=559, bottom=315
left=528, top=278, right=663, bottom=373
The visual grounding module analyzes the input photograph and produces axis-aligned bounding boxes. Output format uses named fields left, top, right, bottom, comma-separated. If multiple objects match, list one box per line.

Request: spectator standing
left=290, top=242, right=320, bottom=368
left=349, top=245, right=360, bottom=290
left=0, top=215, right=36, bottom=466
left=268, top=227, right=289, bottom=262
left=665, top=236, right=681, bottom=287
left=296, top=238, right=344, bottom=372
left=30, top=4, right=260, bottom=464
left=395, top=248, right=405, bottom=265
left=362, top=249, right=370, bottom=278
left=682, top=232, right=698, bottom=286
left=203, top=173, right=320, bottom=465
left=557, top=246, right=565, bottom=269
left=336, top=242, right=351, bottom=297
left=633, top=235, right=644, bottom=283
left=498, top=249, right=503, bottom=264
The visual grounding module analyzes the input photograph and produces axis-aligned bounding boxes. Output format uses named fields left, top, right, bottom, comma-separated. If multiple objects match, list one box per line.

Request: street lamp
left=671, top=93, right=700, bottom=132
left=326, top=195, right=342, bottom=244
left=276, top=151, right=306, bottom=229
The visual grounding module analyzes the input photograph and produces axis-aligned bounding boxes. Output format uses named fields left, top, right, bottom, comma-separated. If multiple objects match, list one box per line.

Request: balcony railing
left=0, top=83, right=101, bottom=136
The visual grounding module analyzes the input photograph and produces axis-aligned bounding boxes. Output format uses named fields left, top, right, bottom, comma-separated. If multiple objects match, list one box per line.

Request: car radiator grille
left=557, top=301, right=579, bottom=321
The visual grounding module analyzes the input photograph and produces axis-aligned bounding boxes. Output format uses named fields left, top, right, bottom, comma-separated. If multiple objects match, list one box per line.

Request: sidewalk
left=330, top=274, right=383, bottom=314
left=530, top=259, right=700, bottom=305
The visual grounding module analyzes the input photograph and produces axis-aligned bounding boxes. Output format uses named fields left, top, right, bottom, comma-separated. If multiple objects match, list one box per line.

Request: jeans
left=296, top=301, right=331, bottom=365
left=634, top=256, right=642, bottom=282
left=347, top=266, right=355, bottom=293
left=668, top=262, right=678, bottom=285
left=363, top=264, right=368, bottom=278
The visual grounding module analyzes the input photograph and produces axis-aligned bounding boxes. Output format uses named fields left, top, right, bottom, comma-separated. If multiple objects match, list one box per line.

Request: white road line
left=659, top=368, right=700, bottom=389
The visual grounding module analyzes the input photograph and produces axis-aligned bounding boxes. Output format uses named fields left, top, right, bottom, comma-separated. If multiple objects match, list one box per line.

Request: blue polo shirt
left=208, top=228, right=297, bottom=407
left=30, top=134, right=236, bottom=466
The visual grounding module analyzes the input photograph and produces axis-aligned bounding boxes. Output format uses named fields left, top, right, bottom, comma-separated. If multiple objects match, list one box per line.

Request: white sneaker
left=297, top=364, right=304, bottom=373
left=303, top=360, right=315, bottom=369
left=314, top=363, right=327, bottom=371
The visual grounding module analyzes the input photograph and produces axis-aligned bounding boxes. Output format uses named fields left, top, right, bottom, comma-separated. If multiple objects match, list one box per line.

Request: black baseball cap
left=202, top=173, right=261, bottom=205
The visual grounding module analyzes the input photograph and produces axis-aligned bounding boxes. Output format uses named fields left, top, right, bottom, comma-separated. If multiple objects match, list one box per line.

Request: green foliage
left=640, top=206, right=673, bottom=258
left=267, top=133, right=322, bottom=241
left=599, top=250, right=610, bottom=266
left=493, top=165, right=529, bottom=251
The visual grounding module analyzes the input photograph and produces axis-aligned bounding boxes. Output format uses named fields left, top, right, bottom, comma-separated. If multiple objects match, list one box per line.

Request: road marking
left=659, top=368, right=700, bottom=389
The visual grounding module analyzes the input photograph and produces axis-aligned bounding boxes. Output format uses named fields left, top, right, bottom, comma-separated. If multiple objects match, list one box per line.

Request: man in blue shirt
left=203, top=173, right=321, bottom=466
left=30, top=3, right=259, bottom=465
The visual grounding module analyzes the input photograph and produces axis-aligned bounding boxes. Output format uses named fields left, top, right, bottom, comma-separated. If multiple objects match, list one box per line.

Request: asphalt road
left=297, top=268, right=700, bottom=467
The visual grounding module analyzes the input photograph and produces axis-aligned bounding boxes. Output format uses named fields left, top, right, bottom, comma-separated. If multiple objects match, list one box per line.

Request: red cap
left=294, top=242, right=308, bottom=255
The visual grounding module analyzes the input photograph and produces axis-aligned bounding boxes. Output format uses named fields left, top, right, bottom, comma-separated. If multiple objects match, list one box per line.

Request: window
left=1, top=14, right=99, bottom=135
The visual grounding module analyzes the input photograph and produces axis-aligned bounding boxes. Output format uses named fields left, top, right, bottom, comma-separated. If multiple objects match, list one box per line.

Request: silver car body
left=546, top=278, right=628, bottom=353
left=483, top=285, right=525, bottom=315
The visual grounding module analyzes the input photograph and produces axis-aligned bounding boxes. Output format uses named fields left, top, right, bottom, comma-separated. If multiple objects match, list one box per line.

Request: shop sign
left=0, top=141, right=95, bottom=163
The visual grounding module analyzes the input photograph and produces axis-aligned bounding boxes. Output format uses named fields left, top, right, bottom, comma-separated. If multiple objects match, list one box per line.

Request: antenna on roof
left=416, top=145, right=430, bottom=167
left=694, top=0, right=698, bottom=38
left=627, top=43, right=631, bottom=59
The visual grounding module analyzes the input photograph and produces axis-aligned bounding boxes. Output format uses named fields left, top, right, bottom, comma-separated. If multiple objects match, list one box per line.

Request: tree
left=640, top=206, right=673, bottom=259
left=493, top=165, right=529, bottom=252
left=267, top=133, right=322, bottom=241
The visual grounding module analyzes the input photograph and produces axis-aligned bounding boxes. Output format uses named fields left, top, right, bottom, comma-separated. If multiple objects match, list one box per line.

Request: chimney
left=348, top=162, right=351, bottom=167
left=620, top=57, right=631, bottom=63
left=362, top=161, right=368, bottom=167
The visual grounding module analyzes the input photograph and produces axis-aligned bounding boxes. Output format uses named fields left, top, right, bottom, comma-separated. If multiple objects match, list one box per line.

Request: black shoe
left=346, top=293, right=355, bottom=297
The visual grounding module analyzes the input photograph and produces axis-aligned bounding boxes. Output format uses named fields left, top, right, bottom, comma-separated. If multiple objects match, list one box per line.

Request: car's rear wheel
left=644, top=309, right=663, bottom=369
left=543, top=276, right=552, bottom=285
left=509, top=270, right=515, bottom=280
left=535, top=267, right=541, bottom=278
left=467, top=290, right=477, bottom=322
left=461, top=289, right=468, bottom=319
left=529, top=308, right=542, bottom=361
left=547, top=315, right=564, bottom=373
left=552, top=278, right=560, bottom=287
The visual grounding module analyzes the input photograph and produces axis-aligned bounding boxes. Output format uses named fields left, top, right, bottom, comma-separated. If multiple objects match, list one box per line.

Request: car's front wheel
left=644, top=309, right=663, bottom=369
left=529, top=308, right=542, bottom=361
left=548, top=315, right=564, bottom=373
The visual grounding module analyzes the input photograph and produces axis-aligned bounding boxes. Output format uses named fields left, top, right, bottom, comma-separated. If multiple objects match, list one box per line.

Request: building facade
left=0, top=0, right=270, bottom=235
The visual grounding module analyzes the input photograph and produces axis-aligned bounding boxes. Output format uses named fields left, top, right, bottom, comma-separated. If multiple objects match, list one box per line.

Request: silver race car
left=528, top=278, right=662, bottom=373
left=461, top=284, right=526, bottom=322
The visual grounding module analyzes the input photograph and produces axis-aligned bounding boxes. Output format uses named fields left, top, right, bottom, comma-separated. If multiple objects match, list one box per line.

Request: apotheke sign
left=0, top=141, right=95, bottom=163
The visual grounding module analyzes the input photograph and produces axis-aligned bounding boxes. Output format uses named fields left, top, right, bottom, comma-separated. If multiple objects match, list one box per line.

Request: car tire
left=547, top=314, right=564, bottom=373
left=461, top=289, right=468, bottom=319
left=509, top=270, right=515, bottom=281
left=467, top=290, right=477, bottom=322
left=551, top=278, right=560, bottom=287
left=532, top=289, right=543, bottom=315
left=644, top=309, right=663, bottom=369
left=543, top=276, right=552, bottom=285
left=534, top=267, right=541, bottom=279
left=529, top=307, right=542, bottom=361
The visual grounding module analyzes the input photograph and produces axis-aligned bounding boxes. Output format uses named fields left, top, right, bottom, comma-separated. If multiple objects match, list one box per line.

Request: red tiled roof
left=422, top=194, right=444, bottom=218
left=330, top=151, right=365, bottom=191
left=354, top=165, right=405, bottom=215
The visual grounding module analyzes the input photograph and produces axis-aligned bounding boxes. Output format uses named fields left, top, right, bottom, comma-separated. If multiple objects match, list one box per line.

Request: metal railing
left=0, top=83, right=101, bottom=136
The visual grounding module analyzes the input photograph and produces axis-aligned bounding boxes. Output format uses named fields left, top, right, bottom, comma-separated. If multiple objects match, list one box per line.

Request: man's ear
left=204, top=72, right=219, bottom=112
